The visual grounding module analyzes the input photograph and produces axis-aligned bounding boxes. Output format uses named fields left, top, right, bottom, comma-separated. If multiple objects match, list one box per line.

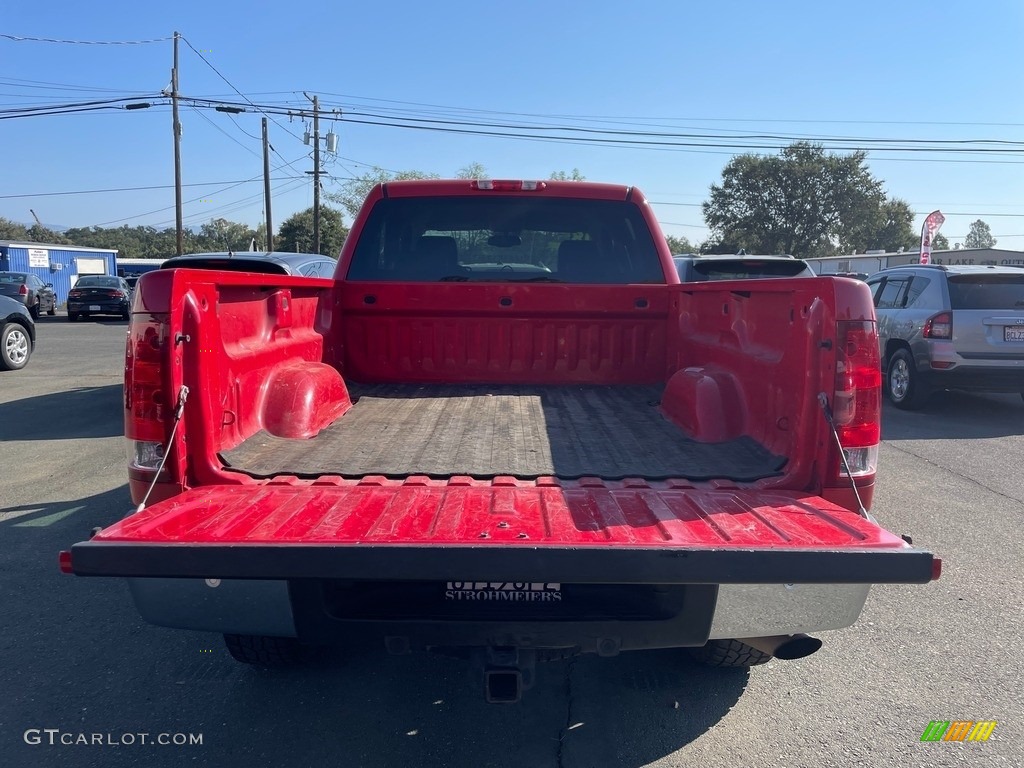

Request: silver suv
left=867, top=265, right=1024, bottom=409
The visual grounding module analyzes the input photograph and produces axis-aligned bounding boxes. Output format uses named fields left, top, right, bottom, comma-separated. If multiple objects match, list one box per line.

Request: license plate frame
left=1004, top=326, right=1024, bottom=342
left=88, top=304, right=101, bottom=312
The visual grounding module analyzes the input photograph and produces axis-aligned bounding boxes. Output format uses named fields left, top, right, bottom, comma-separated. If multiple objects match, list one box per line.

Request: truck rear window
left=346, top=197, right=665, bottom=284
left=948, top=274, right=1024, bottom=310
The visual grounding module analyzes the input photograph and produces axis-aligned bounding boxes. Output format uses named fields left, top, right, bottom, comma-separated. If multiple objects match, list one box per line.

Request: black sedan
left=0, top=294, right=35, bottom=371
left=0, top=272, right=57, bottom=319
left=67, top=275, right=133, bottom=321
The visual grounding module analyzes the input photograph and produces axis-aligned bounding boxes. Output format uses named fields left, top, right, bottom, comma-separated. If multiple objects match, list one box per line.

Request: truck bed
left=221, top=384, right=787, bottom=481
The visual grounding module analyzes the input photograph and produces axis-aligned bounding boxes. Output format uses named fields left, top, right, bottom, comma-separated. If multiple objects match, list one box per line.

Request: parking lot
left=1, top=317, right=1021, bottom=768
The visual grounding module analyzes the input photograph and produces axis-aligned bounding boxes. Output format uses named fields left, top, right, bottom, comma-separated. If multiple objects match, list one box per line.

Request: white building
left=806, top=248, right=1024, bottom=277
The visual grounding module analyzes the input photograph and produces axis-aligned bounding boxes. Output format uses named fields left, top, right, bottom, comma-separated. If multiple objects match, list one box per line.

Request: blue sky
left=3, top=0, right=1024, bottom=250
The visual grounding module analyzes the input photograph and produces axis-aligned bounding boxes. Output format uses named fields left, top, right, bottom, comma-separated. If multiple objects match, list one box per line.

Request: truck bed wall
left=161, top=271, right=835, bottom=491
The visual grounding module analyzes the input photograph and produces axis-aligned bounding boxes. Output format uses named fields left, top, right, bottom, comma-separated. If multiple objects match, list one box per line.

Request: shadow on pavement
left=0, top=384, right=123, bottom=440
left=0, top=484, right=131, bottom=532
left=132, top=644, right=750, bottom=768
left=2, top=485, right=748, bottom=768
left=882, top=390, right=1024, bottom=441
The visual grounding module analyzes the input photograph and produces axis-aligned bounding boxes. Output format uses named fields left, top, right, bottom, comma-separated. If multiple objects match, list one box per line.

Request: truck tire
left=689, top=639, right=772, bottom=668
left=886, top=348, right=929, bottom=410
left=223, top=633, right=302, bottom=666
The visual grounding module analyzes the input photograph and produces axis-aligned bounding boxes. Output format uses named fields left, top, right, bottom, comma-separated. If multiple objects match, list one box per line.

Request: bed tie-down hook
left=817, top=392, right=868, bottom=517
left=136, top=385, right=190, bottom=513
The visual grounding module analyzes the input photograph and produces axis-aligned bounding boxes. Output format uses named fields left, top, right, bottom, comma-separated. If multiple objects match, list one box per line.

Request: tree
left=198, top=218, right=258, bottom=252
left=665, top=235, right=697, bottom=254
left=549, top=169, right=586, bottom=181
left=847, top=198, right=916, bottom=253
left=26, top=223, right=71, bottom=245
left=0, top=217, right=29, bottom=241
left=963, top=219, right=996, bottom=249
left=933, top=233, right=950, bottom=250
left=702, top=142, right=903, bottom=258
left=456, top=162, right=488, bottom=179
left=275, top=205, right=348, bottom=257
left=328, top=167, right=440, bottom=220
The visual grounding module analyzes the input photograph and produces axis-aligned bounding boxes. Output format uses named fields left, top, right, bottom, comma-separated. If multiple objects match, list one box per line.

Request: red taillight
left=106, top=289, right=122, bottom=298
left=833, top=320, right=882, bottom=446
left=18, top=283, right=28, bottom=295
left=125, top=316, right=169, bottom=443
left=68, top=289, right=82, bottom=298
left=923, top=312, right=952, bottom=339
left=828, top=320, right=881, bottom=491
left=58, top=550, right=73, bottom=574
left=471, top=179, right=547, bottom=191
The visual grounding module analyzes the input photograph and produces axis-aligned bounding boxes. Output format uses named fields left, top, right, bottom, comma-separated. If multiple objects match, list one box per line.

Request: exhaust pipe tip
left=485, top=669, right=523, bottom=704
left=772, top=634, right=823, bottom=660
left=738, top=633, right=823, bottom=661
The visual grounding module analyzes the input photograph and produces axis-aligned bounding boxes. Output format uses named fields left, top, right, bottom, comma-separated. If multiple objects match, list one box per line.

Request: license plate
left=89, top=305, right=101, bottom=311
left=445, top=582, right=562, bottom=602
left=1005, top=326, right=1024, bottom=342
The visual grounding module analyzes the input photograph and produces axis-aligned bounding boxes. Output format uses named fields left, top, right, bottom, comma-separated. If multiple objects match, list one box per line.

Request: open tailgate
left=66, top=480, right=938, bottom=584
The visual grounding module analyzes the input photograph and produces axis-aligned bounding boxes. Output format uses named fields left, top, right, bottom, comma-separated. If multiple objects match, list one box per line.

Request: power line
left=0, top=77, right=151, bottom=94
left=92, top=174, right=270, bottom=227
left=0, top=179, right=301, bottom=200
left=0, top=33, right=172, bottom=45
left=188, top=105, right=262, bottom=159
left=292, top=90, right=1024, bottom=130
left=178, top=36, right=305, bottom=143
left=0, top=94, right=163, bottom=115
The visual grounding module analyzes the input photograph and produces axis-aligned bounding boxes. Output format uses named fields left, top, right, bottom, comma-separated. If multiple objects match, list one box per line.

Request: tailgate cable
left=817, top=392, right=868, bottom=517
left=136, top=385, right=190, bottom=513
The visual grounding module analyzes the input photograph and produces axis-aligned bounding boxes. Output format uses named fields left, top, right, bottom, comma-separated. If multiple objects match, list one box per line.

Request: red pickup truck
left=63, top=180, right=938, bottom=703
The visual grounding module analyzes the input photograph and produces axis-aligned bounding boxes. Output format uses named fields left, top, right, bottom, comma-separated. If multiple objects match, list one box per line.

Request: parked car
left=672, top=253, right=816, bottom=282
left=867, top=264, right=1024, bottom=408
left=67, top=275, right=133, bottom=322
left=160, top=251, right=338, bottom=278
left=0, top=271, right=57, bottom=319
left=0, top=294, right=35, bottom=371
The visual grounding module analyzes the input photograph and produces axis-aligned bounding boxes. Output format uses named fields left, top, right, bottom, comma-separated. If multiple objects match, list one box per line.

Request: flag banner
left=920, top=210, right=946, bottom=265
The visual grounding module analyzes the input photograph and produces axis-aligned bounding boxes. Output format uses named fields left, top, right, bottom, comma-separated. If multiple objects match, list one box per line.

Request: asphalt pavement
left=1, top=316, right=1021, bottom=768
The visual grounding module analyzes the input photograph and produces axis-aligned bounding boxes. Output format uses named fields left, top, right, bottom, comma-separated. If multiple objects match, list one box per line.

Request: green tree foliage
left=275, top=205, right=349, bottom=257
left=703, top=142, right=912, bottom=257
left=549, top=169, right=586, bottom=181
left=198, top=218, right=260, bottom=252
left=456, top=162, right=489, bottom=179
left=665, top=234, right=697, bottom=254
left=849, top=198, right=917, bottom=253
left=933, top=233, right=950, bottom=250
left=328, top=167, right=441, bottom=220
left=27, top=224, right=71, bottom=245
left=963, top=219, right=996, bottom=249
left=0, top=217, right=30, bottom=241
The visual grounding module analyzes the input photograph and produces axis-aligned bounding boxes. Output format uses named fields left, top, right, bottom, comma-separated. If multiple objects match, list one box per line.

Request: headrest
left=558, top=240, right=599, bottom=280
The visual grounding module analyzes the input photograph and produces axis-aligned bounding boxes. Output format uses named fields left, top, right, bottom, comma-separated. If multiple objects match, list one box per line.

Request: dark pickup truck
left=62, top=179, right=938, bottom=702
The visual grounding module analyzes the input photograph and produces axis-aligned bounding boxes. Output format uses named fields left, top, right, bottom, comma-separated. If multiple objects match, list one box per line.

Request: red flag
left=919, top=210, right=945, bottom=265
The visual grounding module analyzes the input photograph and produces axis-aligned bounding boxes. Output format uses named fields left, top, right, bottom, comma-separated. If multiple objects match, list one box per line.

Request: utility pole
left=311, top=94, right=321, bottom=255
left=171, top=31, right=183, bottom=256
left=262, top=117, right=273, bottom=251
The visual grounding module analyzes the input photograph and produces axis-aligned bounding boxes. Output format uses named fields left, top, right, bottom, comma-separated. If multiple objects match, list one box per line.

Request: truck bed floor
left=221, top=384, right=786, bottom=481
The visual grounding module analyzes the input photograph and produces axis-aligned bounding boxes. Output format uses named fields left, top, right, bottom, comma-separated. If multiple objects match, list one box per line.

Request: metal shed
left=0, top=242, right=118, bottom=306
